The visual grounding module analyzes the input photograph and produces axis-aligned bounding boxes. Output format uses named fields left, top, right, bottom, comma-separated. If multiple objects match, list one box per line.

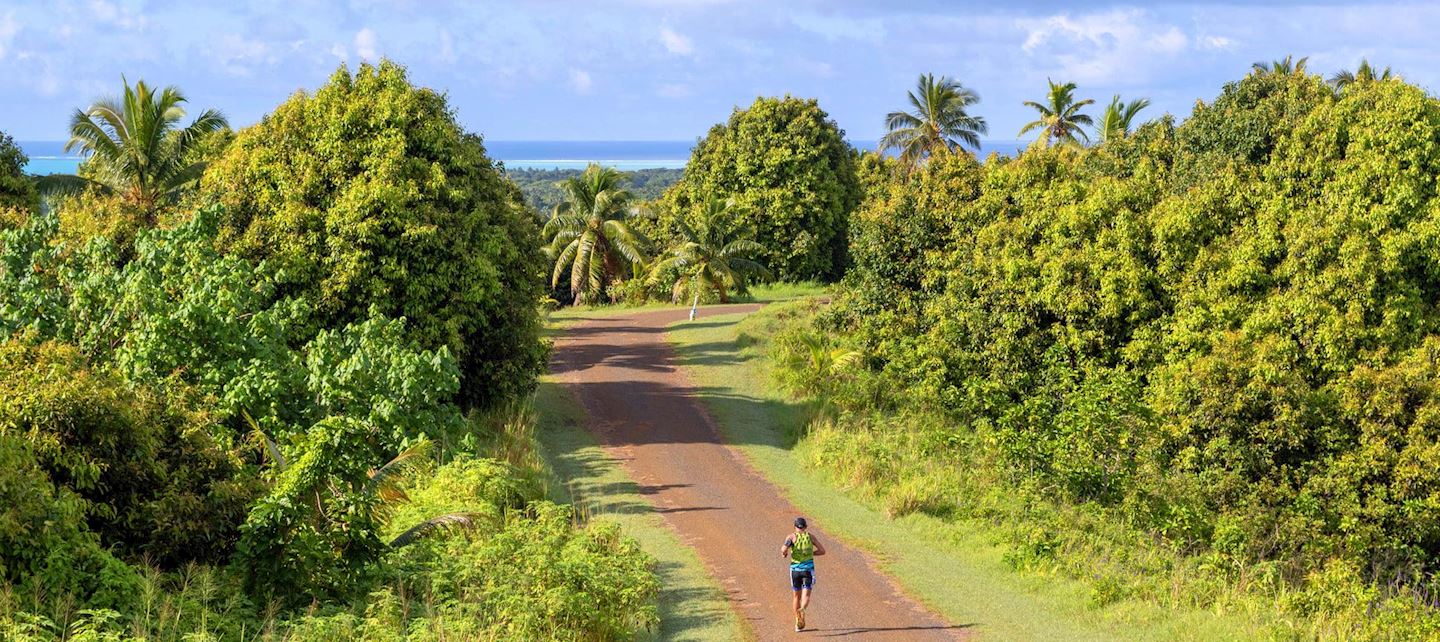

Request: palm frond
left=389, top=512, right=485, bottom=548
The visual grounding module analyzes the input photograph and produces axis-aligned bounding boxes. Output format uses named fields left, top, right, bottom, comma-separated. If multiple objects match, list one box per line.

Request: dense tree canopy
left=0, top=131, right=37, bottom=214
left=827, top=71, right=1440, bottom=610
left=203, top=61, right=545, bottom=407
left=665, top=96, right=860, bottom=282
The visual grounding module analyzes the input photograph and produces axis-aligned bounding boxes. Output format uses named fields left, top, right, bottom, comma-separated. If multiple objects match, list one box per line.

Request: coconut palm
left=647, top=196, right=768, bottom=304
left=1330, top=58, right=1393, bottom=89
left=1096, top=95, right=1151, bottom=143
left=543, top=164, right=649, bottom=304
left=1252, top=55, right=1309, bottom=76
left=879, top=73, right=988, bottom=169
left=46, top=77, right=227, bottom=217
left=1019, top=79, right=1095, bottom=147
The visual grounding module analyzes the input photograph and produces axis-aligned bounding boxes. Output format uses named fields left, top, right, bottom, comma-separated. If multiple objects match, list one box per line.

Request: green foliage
left=47, top=78, right=228, bottom=216
left=0, top=341, right=255, bottom=568
left=542, top=164, right=650, bottom=304
left=508, top=167, right=682, bottom=214
left=0, top=131, right=37, bottom=214
left=879, top=73, right=988, bottom=169
left=1019, top=79, right=1095, bottom=147
left=806, top=72, right=1440, bottom=638
left=203, top=60, right=545, bottom=408
left=647, top=196, right=769, bottom=303
left=0, top=433, right=142, bottom=618
left=665, top=96, right=860, bottom=282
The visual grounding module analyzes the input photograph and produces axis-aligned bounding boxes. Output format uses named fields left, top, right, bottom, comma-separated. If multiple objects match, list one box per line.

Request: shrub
left=0, top=341, right=255, bottom=568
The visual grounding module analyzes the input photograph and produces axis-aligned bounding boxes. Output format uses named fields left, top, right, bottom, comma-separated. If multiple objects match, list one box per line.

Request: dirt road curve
left=552, top=306, right=967, bottom=641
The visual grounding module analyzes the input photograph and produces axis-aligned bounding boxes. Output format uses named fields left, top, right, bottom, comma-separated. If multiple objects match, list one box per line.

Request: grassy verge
left=533, top=376, right=745, bottom=642
left=665, top=305, right=1268, bottom=641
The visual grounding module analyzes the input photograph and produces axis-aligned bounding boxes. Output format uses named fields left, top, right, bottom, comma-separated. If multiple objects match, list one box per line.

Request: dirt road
left=551, top=306, right=967, bottom=640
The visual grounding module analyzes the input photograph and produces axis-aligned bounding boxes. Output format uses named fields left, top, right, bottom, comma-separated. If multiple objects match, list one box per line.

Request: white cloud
left=569, top=68, right=593, bottom=94
left=354, top=28, right=378, bottom=61
left=330, top=43, right=348, bottom=60
left=212, top=34, right=273, bottom=77
left=437, top=29, right=456, bottom=64
left=660, top=27, right=693, bottom=55
left=86, top=0, right=147, bottom=31
left=657, top=82, right=692, bottom=98
left=0, top=12, right=18, bottom=61
left=1018, top=9, right=1193, bottom=85
left=1199, top=35, right=1234, bottom=51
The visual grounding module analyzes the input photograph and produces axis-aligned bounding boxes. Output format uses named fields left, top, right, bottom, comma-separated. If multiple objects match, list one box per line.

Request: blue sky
left=1, top=1, right=1436, bottom=142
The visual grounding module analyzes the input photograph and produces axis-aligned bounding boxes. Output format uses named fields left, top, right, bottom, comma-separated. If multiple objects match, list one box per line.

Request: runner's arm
left=812, top=536, right=826, bottom=556
left=779, top=536, right=792, bottom=558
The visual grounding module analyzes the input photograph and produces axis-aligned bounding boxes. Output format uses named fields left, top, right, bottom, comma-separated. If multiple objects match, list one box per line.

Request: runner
left=780, top=516, right=826, bottom=632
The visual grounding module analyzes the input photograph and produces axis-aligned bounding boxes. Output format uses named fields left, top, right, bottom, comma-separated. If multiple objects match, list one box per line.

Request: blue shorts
left=790, top=568, right=815, bottom=591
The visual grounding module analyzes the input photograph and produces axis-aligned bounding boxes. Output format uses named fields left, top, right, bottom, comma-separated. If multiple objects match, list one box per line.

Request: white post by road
left=689, top=294, right=699, bottom=321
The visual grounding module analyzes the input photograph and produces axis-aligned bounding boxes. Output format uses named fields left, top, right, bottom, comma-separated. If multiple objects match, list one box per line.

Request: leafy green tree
left=647, top=196, right=768, bottom=303
left=1095, top=95, right=1150, bottom=143
left=204, top=61, right=545, bottom=408
left=1329, top=58, right=1394, bottom=89
left=49, top=78, right=227, bottom=219
left=1019, top=79, right=1095, bottom=147
left=1252, top=54, right=1309, bottom=76
left=542, top=164, right=649, bottom=304
left=0, top=131, right=37, bottom=215
left=665, top=96, right=860, bottom=282
left=879, top=73, right=987, bottom=169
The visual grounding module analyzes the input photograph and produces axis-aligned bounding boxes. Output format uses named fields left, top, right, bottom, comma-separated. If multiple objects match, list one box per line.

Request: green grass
left=533, top=377, right=745, bottom=642
left=665, top=308, right=1268, bottom=641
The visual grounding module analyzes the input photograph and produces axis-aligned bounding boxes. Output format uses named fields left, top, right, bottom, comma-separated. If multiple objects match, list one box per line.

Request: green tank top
left=790, top=532, right=814, bottom=566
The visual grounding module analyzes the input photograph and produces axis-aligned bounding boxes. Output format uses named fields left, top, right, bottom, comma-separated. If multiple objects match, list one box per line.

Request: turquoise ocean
left=17, top=139, right=1027, bottom=175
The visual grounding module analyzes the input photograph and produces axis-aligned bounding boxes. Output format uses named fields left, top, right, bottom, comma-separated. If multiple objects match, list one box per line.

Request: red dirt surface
left=552, top=305, right=969, bottom=640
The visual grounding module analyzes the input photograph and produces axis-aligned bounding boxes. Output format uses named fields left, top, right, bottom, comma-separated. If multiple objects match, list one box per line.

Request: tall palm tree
left=1330, top=58, right=1393, bottom=89
left=1096, top=95, right=1151, bottom=143
left=1019, top=79, right=1095, bottom=147
left=1251, top=55, right=1309, bottom=76
left=647, top=196, right=768, bottom=304
left=879, top=73, right=988, bottom=169
left=48, top=77, right=227, bottom=217
left=543, top=164, right=649, bottom=304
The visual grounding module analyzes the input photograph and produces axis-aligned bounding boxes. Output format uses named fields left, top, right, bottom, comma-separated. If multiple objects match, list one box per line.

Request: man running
left=780, top=516, right=826, bottom=631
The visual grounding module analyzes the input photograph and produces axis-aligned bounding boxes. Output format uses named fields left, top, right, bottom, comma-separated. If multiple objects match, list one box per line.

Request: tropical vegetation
left=879, top=73, right=987, bottom=169
left=1095, top=94, right=1150, bottom=142
left=0, top=131, right=36, bottom=214
left=663, top=95, right=860, bottom=282
left=771, top=68, right=1440, bottom=640
left=1330, top=58, right=1394, bottom=89
left=1019, top=78, right=1095, bottom=147
left=0, top=61, right=657, bottom=641
left=541, top=163, right=650, bottom=304
left=646, top=196, right=768, bottom=304
left=509, top=166, right=682, bottom=213
left=47, top=78, right=228, bottom=219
